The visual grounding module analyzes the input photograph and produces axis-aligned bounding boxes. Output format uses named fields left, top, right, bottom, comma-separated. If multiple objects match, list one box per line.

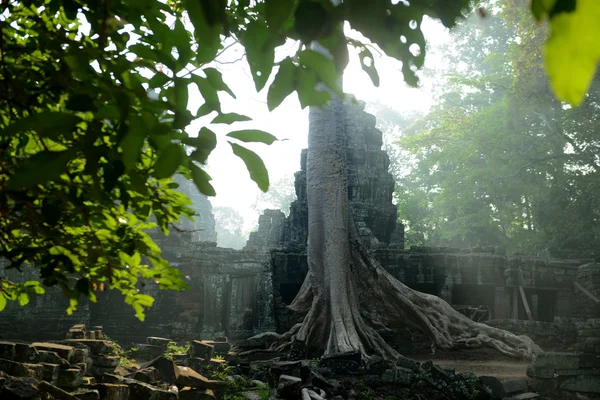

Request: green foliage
left=164, top=341, right=191, bottom=360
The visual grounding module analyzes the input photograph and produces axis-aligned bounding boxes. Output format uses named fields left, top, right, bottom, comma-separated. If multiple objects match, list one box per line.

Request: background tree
left=213, top=206, right=247, bottom=249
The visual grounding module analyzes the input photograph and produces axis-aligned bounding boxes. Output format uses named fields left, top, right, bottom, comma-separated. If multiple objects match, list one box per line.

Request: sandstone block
left=71, top=387, right=100, bottom=400
left=560, top=375, right=600, bottom=394
left=532, top=352, right=580, bottom=370
left=38, top=350, right=70, bottom=368
left=62, top=339, right=114, bottom=355
left=189, top=340, right=213, bottom=359
left=127, top=379, right=178, bottom=400
left=0, top=358, right=43, bottom=379
left=502, top=378, right=529, bottom=394
left=143, top=356, right=179, bottom=383
left=393, top=366, right=414, bottom=385
left=179, top=388, right=217, bottom=400
left=92, top=355, right=120, bottom=368
left=396, top=355, right=421, bottom=371
left=176, top=366, right=226, bottom=390
left=39, top=362, right=60, bottom=383
left=56, top=367, right=83, bottom=388
left=93, top=383, right=130, bottom=400
left=200, top=340, right=230, bottom=354
left=127, top=366, right=160, bottom=383
left=32, top=342, right=74, bottom=363
left=276, top=374, right=301, bottom=399
left=147, top=337, right=172, bottom=347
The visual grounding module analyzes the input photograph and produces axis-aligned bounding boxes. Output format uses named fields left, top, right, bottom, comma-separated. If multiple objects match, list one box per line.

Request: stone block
left=185, top=357, right=205, bottom=373
left=62, top=339, right=114, bottom=355
left=56, top=367, right=83, bottom=388
left=396, top=355, right=420, bottom=371
left=502, top=378, right=528, bottom=394
left=0, top=342, right=16, bottom=361
left=176, top=366, right=226, bottom=390
left=92, top=355, right=120, bottom=368
left=190, top=340, right=213, bottom=359
left=532, top=352, right=580, bottom=370
left=1, top=376, right=40, bottom=399
left=32, top=342, right=74, bottom=362
left=0, top=358, right=43, bottom=379
left=39, top=363, right=60, bottom=383
left=381, top=369, right=394, bottom=383
left=71, top=388, right=101, bottom=400
left=143, top=356, right=179, bottom=383
left=13, top=343, right=38, bottom=363
left=201, top=340, right=230, bottom=354
left=511, top=393, right=540, bottom=399
left=393, top=366, right=414, bottom=385
left=126, top=367, right=160, bottom=383
left=127, top=380, right=178, bottom=400
left=478, top=376, right=506, bottom=399
left=38, top=350, right=70, bottom=368
left=179, top=388, right=217, bottom=400
left=147, top=337, right=172, bottom=347
left=93, top=383, right=130, bottom=400
left=560, top=375, right=600, bottom=393
left=277, top=374, right=302, bottom=399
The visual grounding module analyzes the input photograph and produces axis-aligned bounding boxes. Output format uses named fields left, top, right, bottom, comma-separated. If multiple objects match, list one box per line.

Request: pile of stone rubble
left=0, top=324, right=230, bottom=399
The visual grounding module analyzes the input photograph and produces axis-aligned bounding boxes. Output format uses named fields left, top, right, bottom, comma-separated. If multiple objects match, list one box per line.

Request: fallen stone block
left=176, top=366, right=226, bottom=390
left=179, top=388, right=217, bottom=400
left=200, top=340, right=230, bottom=354
left=147, top=337, right=172, bottom=347
left=39, top=362, right=60, bottom=383
left=72, top=347, right=89, bottom=364
left=38, top=380, right=79, bottom=399
left=90, top=365, right=117, bottom=378
left=393, top=366, right=414, bottom=386
left=67, top=329, right=86, bottom=340
left=70, top=387, right=100, bottom=400
left=127, top=379, right=178, bottom=400
left=2, top=376, right=40, bottom=398
left=92, top=355, right=120, bottom=368
left=62, top=340, right=114, bottom=356
left=319, top=352, right=361, bottom=374
left=32, top=343, right=74, bottom=363
left=93, top=383, right=130, bottom=400
left=142, top=356, right=179, bottom=383
left=532, top=352, right=580, bottom=370
left=502, top=378, right=529, bottom=395
left=126, top=367, right=160, bottom=384
left=479, top=375, right=506, bottom=399
left=0, top=341, right=16, bottom=360
left=189, top=341, right=213, bottom=360
left=511, top=393, right=540, bottom=399
left=277, top=374, right=302, bottom=399
left=0, top=358, right=43, bottom=379
left=185, top=358, right=205, bottom=373
left=13, top=343, right=39, bottom=363
left=56, top=367, right=84, bottom=388
left=38, top=350, right=70, bottom=368
left=560, top=375, right=600, bottom=394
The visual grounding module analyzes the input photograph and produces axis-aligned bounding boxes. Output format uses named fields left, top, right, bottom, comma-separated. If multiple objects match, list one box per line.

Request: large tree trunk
left=233, top=14, right=541, bottom=362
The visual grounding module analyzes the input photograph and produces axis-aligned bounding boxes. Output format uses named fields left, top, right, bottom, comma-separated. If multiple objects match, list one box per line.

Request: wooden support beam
left=574, top=281, right=600, bottom=304
left=519, top=286, right=533, bottom=321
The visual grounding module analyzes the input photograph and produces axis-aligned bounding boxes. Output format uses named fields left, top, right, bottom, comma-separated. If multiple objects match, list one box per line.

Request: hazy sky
left=190, top=18, right=454, bottom=233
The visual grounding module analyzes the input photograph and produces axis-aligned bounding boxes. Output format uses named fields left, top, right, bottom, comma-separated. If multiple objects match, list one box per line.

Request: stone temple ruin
left=3, top=101, right=600, bottom=398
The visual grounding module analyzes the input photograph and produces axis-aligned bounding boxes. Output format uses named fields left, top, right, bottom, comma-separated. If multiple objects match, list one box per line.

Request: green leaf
left=226, top=129, right=277, bottom=145
left=298, top=50, right=343, bottom=97
left=229, top=143, right=269, bottom=192
left=356, top=45, right=379, bottom=87
left=153, top=143, right=184, bottom=179
left=266, top=0, right=296, bottom=32
left=211, top=113, right=252, bottom=124
left=7, top=149, right=77, bottom=189
left=120, top=117, right=146, bottom=170
left=1, top=111, right=82, bottom=140
left=241, top=20, right=275, bottom=91
left=18, top=292, right=29, bottom=307
left=185, top=127, right=217, bottom=164
left=204, top=68, right=236, bottom=98
left=267, top=57, right=297, bottom=111
left=192, top=75, right=221, bottom=112
left=66, top=93, right=96, bottom=112
left=0, top=294, right=6, bottom=312
left=544, top=0, right=600, bottom=105
left=148, top=72, right=171, bottom=89
left=173, top=19, right=193, bottom=67
left=190, top=164, right=217, bottom=196
left=186, top=0, right=221, bottom=63
left=297, top=68, right=330, bottom=109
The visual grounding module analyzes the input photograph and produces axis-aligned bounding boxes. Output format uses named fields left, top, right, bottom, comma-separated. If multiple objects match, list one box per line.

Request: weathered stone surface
left=127, top=367, right=160, bottom=384
left=32, top=342, right=74, bottom=362
left=93, top=383, right=130, bottom=400
left=143, top=356, right=179, bottom=383
left=62, top=340, right=114, bottom=355
left=1, top=376, right=40, bottom=399
left=70, top=387, right=100, bottom=400
left=532, top=352, right=580, bottom=370
left=179, top=388, right=217, bottom=400
left=511, top=393, right=540, bottom=400
left=200, top=341, right=230, bottom=354
left=56, top=367, right=83, bottom=388
left=393, top=366, right=414, bottom=386
left=38, top=380, right=79, bottom=400
left=127, top=379, right=178, bottom=400
left=478, top=375, right=506, bottom=399
left=176, top=366, right=226, bottom=390
left=560, top=375, right=600, bottom=393
left=39, top=362, right=60, bottom=383
left=13, top=344, right=38, bottom=363
left=189, top=340, right=213, bottom=360
left=502, top=378, right=529, bottom=395
left=0, top=342, right=16, bottom=360
left=277, top=374, right=302, bottom=399
left=147, top=337, right=172, bottom=347
left=396, top=355, right=421, bottom=372
left=71, top=347, right=89, bottom=364
left=0, top=359, right=43, bottom=379
left=91, top=355, right=119, bottom=368
left=319, top=352, right=361, bottom=374
left=38, top=350, right=70, bottom=367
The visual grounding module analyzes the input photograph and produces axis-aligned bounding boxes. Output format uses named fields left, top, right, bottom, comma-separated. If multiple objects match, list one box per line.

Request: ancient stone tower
left=246, top=99, right=404, bottom=250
